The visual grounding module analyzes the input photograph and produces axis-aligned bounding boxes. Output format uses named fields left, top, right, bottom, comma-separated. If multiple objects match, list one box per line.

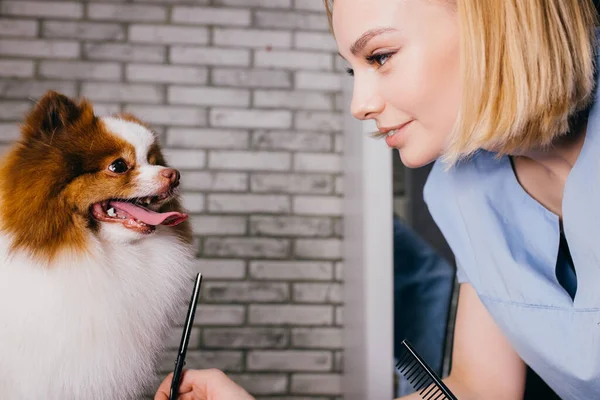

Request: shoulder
left=423, top=150, right=507, bottom=217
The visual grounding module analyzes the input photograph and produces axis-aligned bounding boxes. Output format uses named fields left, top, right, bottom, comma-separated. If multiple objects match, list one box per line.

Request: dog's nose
left=161, top=168, right=180, bottom=187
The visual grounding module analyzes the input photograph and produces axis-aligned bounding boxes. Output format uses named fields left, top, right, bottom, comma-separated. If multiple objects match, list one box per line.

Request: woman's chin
left=395, top=146, right=438, bottom=169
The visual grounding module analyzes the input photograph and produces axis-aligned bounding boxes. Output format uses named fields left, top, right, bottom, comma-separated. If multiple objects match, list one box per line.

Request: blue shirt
left=423, top=79, right=600, bottom=399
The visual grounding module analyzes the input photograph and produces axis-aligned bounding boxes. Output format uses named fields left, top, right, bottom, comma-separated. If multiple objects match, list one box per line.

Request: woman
left=155, top=0, right=600, bottom=399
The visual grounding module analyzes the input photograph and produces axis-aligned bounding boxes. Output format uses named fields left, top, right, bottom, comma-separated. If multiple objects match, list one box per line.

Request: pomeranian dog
left=0, top=91, right=196, bottom=399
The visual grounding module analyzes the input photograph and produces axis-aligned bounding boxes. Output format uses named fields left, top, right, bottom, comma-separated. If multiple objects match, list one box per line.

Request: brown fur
left=0, top=91, right=192, bottom=262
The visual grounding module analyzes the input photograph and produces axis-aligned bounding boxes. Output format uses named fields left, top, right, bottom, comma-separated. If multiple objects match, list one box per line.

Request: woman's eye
left=108, top=159, right=128, bottom=174
left=366, top=52, right=394, bottom=67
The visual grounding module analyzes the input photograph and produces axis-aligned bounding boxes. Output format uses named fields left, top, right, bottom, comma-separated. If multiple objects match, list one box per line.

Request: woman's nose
left=350, top=75, right=384, bottom=120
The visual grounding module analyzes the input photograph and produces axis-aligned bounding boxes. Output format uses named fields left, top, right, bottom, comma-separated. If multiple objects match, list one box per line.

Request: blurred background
left=0, top=1, right=457, bottom=399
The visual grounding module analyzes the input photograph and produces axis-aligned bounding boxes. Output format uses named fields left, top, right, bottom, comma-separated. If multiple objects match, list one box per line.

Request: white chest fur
left=0, top=228, right=194, bottom=400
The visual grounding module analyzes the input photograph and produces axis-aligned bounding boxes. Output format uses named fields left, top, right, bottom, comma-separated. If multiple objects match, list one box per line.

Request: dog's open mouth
left=91, top=195, right=188, bottom=234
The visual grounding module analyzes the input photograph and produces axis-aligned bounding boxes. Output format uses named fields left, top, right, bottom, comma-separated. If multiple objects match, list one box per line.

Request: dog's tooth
left=107, top=207, right=117, bottom=217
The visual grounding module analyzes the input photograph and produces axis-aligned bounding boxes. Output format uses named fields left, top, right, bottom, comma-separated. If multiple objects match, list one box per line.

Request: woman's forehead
left=332, top=0, right=403, bottom=45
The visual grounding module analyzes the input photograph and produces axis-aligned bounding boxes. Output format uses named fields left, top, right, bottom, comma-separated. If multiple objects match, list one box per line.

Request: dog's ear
left=22, top=91, right=95, bottom=142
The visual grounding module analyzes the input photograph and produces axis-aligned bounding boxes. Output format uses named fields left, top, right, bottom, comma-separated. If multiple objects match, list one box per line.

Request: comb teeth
left=396, top=340, right=458, bottom=400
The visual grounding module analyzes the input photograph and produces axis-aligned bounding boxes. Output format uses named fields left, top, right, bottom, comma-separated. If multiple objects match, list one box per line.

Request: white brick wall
left=0, top=1, right=345, bottom=398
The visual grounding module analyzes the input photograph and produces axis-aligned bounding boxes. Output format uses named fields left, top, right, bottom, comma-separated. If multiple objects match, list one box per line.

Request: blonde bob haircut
left=324, top=0, right=599, bottom=165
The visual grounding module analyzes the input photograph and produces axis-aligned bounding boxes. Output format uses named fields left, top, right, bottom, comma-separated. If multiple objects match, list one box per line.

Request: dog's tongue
left=109, top=201, right=188, bottom=226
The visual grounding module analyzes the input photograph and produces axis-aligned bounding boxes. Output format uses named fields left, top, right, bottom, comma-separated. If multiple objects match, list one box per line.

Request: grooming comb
left=396, top=339, right=458, bottom=400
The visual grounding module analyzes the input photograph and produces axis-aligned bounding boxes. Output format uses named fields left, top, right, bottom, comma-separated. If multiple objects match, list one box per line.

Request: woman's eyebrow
left=350, top=27, right=397, bottom=55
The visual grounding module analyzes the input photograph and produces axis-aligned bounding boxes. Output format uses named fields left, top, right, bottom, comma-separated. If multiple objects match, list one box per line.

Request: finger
left=154, top=372, right=174, bottom=400
left=155, top=371, right=199, bottom=400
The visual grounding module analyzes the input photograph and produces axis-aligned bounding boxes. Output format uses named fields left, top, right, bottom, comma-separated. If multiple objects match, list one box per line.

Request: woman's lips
left=384, top=120, right=413, bottom=148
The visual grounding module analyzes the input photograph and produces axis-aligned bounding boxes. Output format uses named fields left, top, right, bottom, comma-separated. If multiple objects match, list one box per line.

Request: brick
left=334, top=351, right=343, bottom=372
left=249, top=261, right=332, bottom=281
left=292, top=328, right=343, bottom=349
left=0, top=19, right=38, bottom=37
left=129, top=25, right=209, bottom=45
left=248, top=350, right=331, bottom=371
left=214, top=28, right=291, bottom=49
left=204, top=327, right=288, bottom=348
left=40, top=61, right=121, bottom=81
left=333, top=218, right=343, bottom=236
left=250, top=173, right=333, bottom=194
left=0, top=39, right=79, bottom=59
left=161, top=148, right=206, bottom=168
left=294, top=0, right=327, bottom=11
left=229, top=374, right=287, bottom=395
left=209, top=151, right=291, bottom=171
left=293, top=283, right=343, bottom=304
left=194, top=304, right=245, bottom=325
left=250, top=216, right=332, bottom=237
left=213, top=0, right=291, bottom=7
left=212, top=68, right=291, bottom=88
left=172, top=6, right=251, bottom=26
left=204, top=238, right=290, bottom=258
left=210, top=109, right=292, bottom=129
left=83, top=43, right=165, bottom=63
left=293, top=196, right=342, bottom=216
left=251, top=130, right=331, bottom=152
left=164, top=325, right=201, bottom=349
left=123, top=105, right=207, bottom=127
left=295, top=71, right=342, bottom=91
left=167, top=128, right=249, bottom=149
left=202, top=282, right=289, bottom=303
left=255, top=50, right=332, bottom=71
left=334, top=176, right=343, bottom=195
left=208, top=194, right=289, bottom=214
left=0, top=80, right=77, bottom=100
left=294, top=31, right=337, bottom=51
left=168, top=86, right=250, bottom=107
left=0, top=61, right=34, bottom=78
left=0, top=123, right=20, bottom=142
left=127, top=64, right=208, bottom=84
left=192, top=259, right=246, bottom=280
left=295, top=239, right=341, bottom=259
left=88, top=4, right=167, bottom=22
left=335, top=93, right=345, bottom=111
left=0, top=101, right=31, bottom=121
left=180, top=192, right=205, bottom=213
left=189, top=215, right=246, bottom=235
left=92, top=103, right=121, bottom=116
left=294, top=153, right=341, bottom=173
left=334, top=134, right=343, bottom=152
left=171, top=46, right=250, bottom=67
left=1, top=1, right=83, bottom=19
left=249, top=305, right=332, bottom=325
left=291, top=374, right=342, bottom=395
left=335, top=306, right=342, bottom=325
left=295, top=111, right=342, bottom=131
left=42, top=21, right=124, bottom=41
left=158, top=350, right=243, bottom=373
left=334, top=262, right=343, bottom=281
left=180, top=171, right=248, bottom=191
left=254, top=90, right=332, bottom=110
left=255, top=11, right=329, bottom=31
left=81, top=83, right=163, bottom=104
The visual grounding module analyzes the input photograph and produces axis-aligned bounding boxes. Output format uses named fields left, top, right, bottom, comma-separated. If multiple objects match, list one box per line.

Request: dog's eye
left=108, top=159, right=128, bottom=174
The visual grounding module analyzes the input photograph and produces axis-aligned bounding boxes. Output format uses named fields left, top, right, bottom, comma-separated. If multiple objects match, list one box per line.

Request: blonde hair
left=323, top=0, right=598, bottom=165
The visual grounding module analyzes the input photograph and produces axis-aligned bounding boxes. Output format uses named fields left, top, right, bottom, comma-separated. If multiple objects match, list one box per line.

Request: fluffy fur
left=0, top=91, right=195, bottom=399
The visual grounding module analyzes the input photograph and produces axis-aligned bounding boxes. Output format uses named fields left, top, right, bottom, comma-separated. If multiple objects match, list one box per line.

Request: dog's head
left=0, top=91, right=191, bottom=262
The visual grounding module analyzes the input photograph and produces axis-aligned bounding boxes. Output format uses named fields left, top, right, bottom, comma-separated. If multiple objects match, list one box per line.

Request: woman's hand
left=154, top=369, right=255, bottom=400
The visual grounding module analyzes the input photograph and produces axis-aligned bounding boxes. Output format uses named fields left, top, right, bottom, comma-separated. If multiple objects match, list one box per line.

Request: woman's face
left=332, top=0, right=461, bottom=168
